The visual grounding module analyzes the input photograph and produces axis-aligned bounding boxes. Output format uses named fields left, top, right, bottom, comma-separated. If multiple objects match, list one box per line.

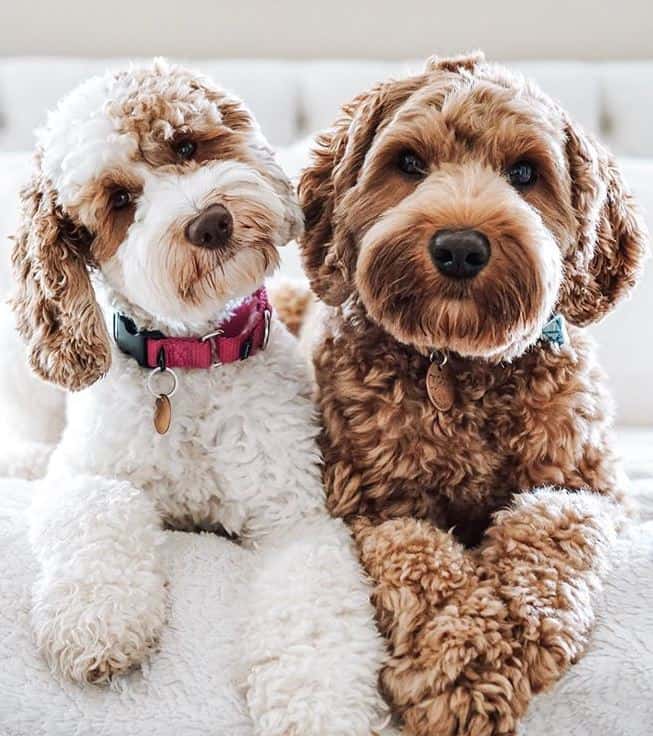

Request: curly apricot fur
left=297, top=52, right=648, bottom=735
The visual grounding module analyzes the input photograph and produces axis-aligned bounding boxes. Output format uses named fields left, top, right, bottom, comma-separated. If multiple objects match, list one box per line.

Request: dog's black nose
left=185, top=204, right=233, bottom=248
left=429, top=229, right=491, bottom=279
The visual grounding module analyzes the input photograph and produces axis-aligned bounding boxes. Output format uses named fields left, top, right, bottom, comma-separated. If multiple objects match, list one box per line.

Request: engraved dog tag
left=154, top=394, right=172, bottom=434
left=426, top=362, right=455, bottom=412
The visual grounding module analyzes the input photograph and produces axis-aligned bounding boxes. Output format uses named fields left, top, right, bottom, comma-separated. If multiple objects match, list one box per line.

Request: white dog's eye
left=175, top=139, right=197, bottom=161
left=507, top=160, right=538, bottom=188
left=397, top=149, right=426, bottom=177
left=109, top=188, right=132, bottom=210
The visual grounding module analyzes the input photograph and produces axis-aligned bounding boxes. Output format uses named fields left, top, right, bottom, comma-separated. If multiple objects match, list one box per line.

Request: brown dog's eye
left=109, top=189, right=132, bottom=210
left=397, top=150, right=426, bottom=177
left=175, top=139, right=197, bottom=160
left=507, top=160, right=538, bottom=188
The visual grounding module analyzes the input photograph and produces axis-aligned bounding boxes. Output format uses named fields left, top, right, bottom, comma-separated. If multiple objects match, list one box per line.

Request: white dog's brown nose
left=185, top=204, right=233, bottom=248
left=429, top=229, right=491, bottom=279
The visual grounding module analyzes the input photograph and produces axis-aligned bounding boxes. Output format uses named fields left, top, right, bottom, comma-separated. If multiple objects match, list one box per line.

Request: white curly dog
left=3, top=59, right=388, bottom=735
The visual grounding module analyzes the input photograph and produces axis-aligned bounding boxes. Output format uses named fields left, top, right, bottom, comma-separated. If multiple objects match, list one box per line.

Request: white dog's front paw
left=32, top=575, right=167, bottom=684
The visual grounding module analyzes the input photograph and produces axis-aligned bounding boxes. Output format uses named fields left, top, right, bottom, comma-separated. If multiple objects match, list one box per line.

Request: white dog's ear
left=253, top=143, right=304, bottom=244
left=11, top=167, right=111, bottom=391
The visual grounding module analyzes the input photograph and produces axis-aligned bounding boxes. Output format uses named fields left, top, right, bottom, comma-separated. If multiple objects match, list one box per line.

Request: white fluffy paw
left=32, top=576, right=167, bottom=684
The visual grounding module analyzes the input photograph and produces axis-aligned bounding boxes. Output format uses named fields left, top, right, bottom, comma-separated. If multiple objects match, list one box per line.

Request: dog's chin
left=357, top=271, right=552, bottom=364
left=362, top=298, right=546, bottom=362
left=168, top=244, right=279, bottom=325
left=179, top=244, right=278, bottom=304
left=105, top=241, right=279, bottom=331
left=425, top=307, right=547, bottom=362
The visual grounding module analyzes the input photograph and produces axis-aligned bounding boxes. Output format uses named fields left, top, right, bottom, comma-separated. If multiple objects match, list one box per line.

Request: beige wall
left=2, top=0, right=652, bottom=60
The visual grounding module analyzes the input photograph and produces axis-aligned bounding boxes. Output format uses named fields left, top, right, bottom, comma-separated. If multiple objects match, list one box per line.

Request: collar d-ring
left=147, top=366, right=178, bottom=398
left=429, top=350, right=448, bottom=368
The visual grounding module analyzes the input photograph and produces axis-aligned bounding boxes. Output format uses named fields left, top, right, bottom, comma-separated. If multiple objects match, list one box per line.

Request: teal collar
left=427, top=313, right=567, bottom=366
left=541, top=314, right=567, bottom=346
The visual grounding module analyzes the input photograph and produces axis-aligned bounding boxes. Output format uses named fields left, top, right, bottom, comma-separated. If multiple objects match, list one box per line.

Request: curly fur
left=12, top=173, right=112, bottom=390
left=296, top=52, right=648, bottom=735
left=7, top=59, right=390, bottom=735
left=12, top=58, right=302, bottom=391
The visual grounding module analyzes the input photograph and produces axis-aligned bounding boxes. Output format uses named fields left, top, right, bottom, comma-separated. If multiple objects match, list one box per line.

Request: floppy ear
left=11, top=169, right=111, bottom=391
left=252, top=142, right=304, bottom=244
left=558, top=121, right=649, bottom=325
left=424, top=50, right=485, bottom=74
left=298, top=78, right=421, bottom=306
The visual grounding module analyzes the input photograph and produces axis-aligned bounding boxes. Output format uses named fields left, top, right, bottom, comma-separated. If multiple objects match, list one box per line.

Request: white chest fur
left=48, top=319, right=324, bottom=539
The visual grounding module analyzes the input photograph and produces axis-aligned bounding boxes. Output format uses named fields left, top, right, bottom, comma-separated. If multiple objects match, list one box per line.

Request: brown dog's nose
left=185, top=204, right=233, bottom=248
left=429, top=229, right=491, bottom=279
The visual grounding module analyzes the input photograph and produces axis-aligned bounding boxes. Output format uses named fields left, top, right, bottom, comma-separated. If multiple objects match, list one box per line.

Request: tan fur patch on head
left=109, top=62, right=254, bottom=167
left=68, top=169, right=143, bottom=263
left=139, top=125, right=256, bottom=170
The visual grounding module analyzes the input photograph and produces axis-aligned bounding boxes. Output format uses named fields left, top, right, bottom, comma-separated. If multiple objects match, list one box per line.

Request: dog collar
left=540, top=314, right=567, bottom=346
left=425, top=313, right=567, bottom=412
left=113, top=287, right=272, bottom=370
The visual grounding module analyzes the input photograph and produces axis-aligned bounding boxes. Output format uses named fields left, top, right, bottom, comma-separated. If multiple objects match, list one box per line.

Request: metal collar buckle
left=263, top=309, right=272, bottom=350
left=200, top=328, right=224, bottom=367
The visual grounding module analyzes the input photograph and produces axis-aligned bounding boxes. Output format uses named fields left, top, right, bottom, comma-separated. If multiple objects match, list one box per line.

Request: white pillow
left=591, top=159, right=653, bottom=425
left=0, top=151, right=31, bottom=296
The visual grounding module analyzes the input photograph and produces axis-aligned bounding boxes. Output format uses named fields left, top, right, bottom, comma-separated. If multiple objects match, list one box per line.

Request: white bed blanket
left=0, top=479, right=254, bottom=736
left=1, top=457, right=652, bottom=736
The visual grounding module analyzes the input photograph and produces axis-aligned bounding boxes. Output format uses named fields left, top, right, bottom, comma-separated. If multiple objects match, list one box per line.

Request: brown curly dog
left=293, top=52, right=649, bottom=735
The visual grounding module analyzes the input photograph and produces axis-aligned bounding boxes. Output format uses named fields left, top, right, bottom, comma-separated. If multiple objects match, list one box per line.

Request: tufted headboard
left=1, top=58, right=653, bottom=154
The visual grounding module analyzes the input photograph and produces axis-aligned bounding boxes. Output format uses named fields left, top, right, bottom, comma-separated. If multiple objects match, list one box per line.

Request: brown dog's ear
left=558, top=121, right=649, bottom=326
left=11, top=170, right=111, bottom=391
left=424, top=50, right=485, bottom=75
left=299, top=79, right=420, bottom=305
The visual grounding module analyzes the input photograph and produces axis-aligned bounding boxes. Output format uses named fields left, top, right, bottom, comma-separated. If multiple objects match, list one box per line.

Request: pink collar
left=113, top=288, right=272, bottom=369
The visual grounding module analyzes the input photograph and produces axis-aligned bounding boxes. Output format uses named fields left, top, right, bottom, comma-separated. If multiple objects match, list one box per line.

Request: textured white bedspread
left=0, top=429, right=651, bottom=736
left=0, top=479, right=254, bottom=736
left=522, top=429, right=653, bottom=735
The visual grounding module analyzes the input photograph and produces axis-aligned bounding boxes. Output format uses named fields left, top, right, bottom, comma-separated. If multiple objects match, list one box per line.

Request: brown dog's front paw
left=402, top=693, right=519, bottom=736
left=354, top=517, right=474, bottom=607
left=386, top=658, right=523, bottom=736
left=381, top=578, right=523, bottom=736
left=371, top=538, right=529, bottom=736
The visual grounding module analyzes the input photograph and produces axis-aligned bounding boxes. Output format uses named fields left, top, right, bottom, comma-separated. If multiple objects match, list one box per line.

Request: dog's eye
left=507, top=160, right=538, bottom=188
left=109, top=189, right=132, bottom=210
left=397, top=150, right=426, bottom=177
left=175, top=139, right=197, bottom=160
